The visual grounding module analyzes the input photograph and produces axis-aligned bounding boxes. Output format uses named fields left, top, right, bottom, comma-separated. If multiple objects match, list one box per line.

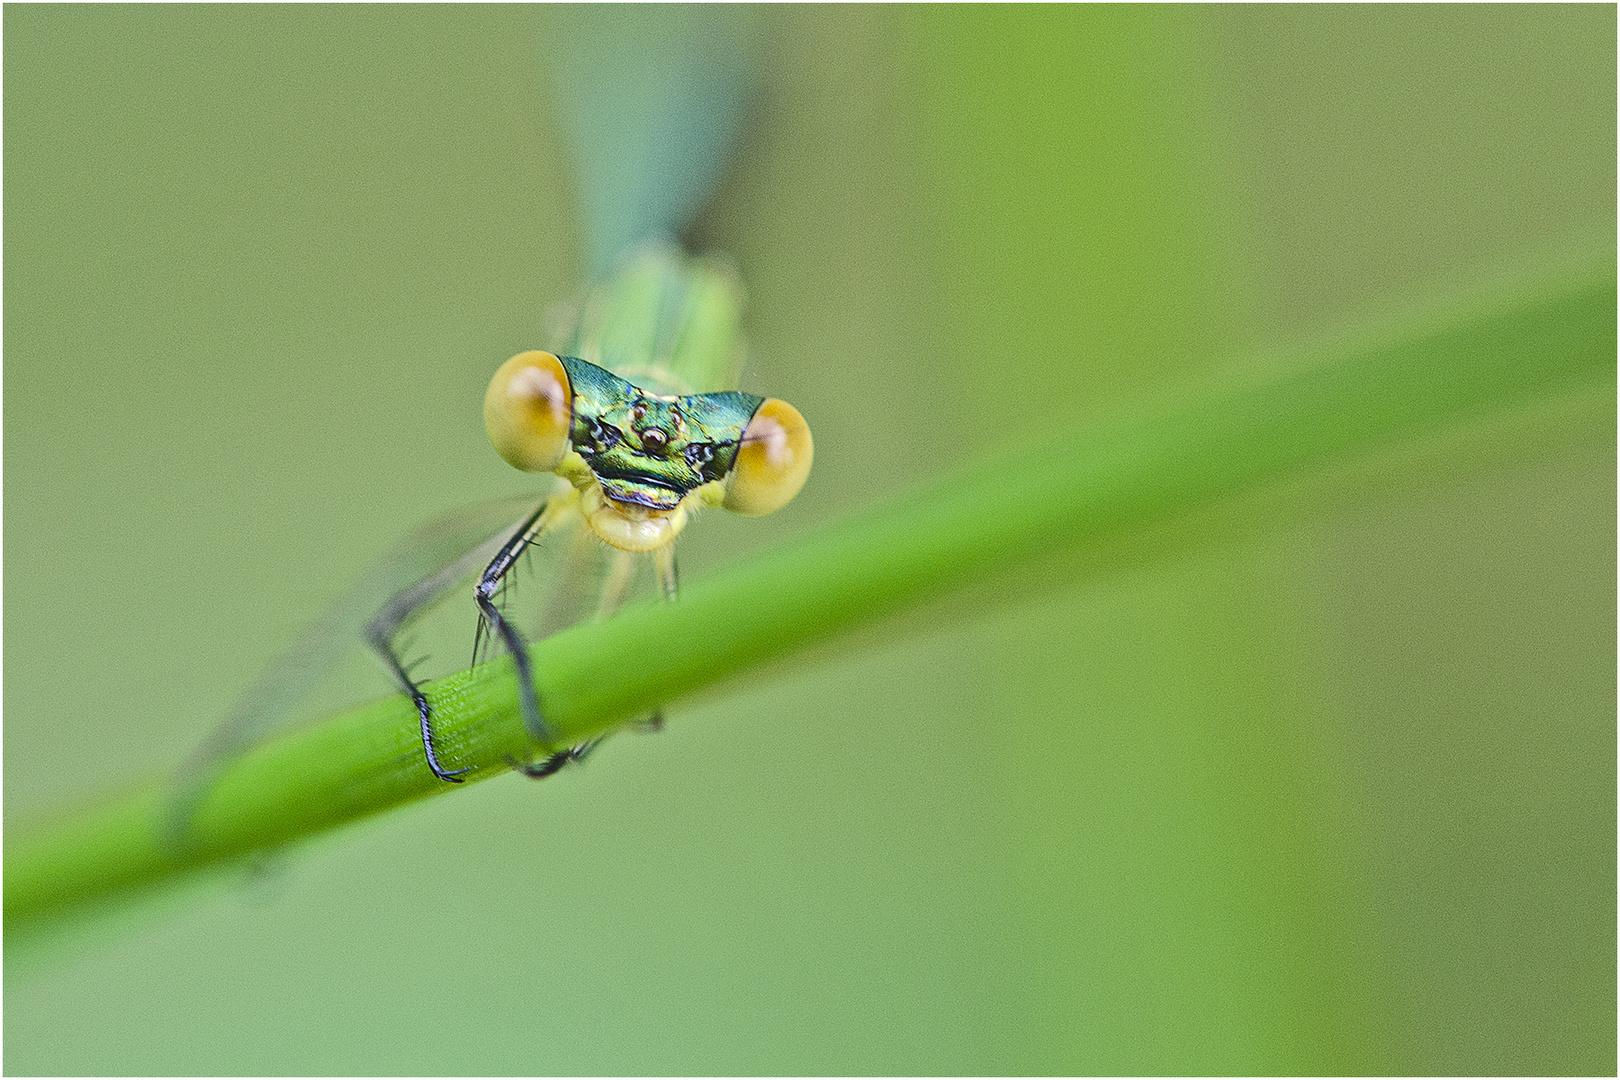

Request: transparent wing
left=173, top=487, right=564, bottom=802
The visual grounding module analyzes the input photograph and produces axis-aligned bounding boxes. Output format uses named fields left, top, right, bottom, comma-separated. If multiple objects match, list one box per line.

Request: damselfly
left=177, top=11, right=796, bottom=801
left=179, top=243, right=811, bottom=796
left=418, top=244, right=809, bottom=779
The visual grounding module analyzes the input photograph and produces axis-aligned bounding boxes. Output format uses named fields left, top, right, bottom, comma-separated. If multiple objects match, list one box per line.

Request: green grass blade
left=7, top=257, right=1613, bottom=935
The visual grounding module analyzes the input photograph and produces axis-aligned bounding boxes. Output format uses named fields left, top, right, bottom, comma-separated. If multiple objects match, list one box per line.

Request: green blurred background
left=6, top=6, right=1614, bottom=1074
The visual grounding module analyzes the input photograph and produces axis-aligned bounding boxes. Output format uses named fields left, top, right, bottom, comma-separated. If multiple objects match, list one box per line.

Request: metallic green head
left=559, top=355, right=762, bottom=513
left=485, top=350, right=813, bottom=553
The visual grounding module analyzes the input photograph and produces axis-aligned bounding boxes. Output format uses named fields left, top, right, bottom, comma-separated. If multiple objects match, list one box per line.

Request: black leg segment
left=475, top=509, right=555, bottom=745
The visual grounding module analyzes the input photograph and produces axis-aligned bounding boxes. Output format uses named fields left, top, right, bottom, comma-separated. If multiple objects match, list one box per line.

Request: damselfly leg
left=472, top=503, right=558, bottom=745
left=508, top=535, right=681, bottom=778
left=366, top=498, right=569, bottom=782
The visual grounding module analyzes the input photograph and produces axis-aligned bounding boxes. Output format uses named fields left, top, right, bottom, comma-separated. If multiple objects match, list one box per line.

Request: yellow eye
left=723, top=398, right=813, bottom=516
left=484, top=351, right=573, bottom=473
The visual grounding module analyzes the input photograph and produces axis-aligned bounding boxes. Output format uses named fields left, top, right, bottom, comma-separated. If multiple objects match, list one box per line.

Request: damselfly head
left=485, top=351, right=812, bottom=552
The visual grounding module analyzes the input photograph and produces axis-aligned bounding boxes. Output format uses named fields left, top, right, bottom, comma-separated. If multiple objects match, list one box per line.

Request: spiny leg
left=366, top=628, right=470, bottom=782
left=475, top=507, right=559, bottom=752
left=366, top=501, right=554, bottom=782
left=635, top=543, right=680, bottom=733
left=593, top=548, right=639, bottom=619
left=510, top=549, right=637, bottom=780
left=589, top=546, right=675, bottom=732
left=654, top=542, right=680, bottom=602
left=513, top=737, right=602, bottom=779
left=511, top=544, right=678, bottom=779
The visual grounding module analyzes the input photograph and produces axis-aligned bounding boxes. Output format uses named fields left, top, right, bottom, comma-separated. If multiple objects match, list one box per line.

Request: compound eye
left=484, top=351, right=573, bottom=473
left=723, top=398, right=813, bottom=516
